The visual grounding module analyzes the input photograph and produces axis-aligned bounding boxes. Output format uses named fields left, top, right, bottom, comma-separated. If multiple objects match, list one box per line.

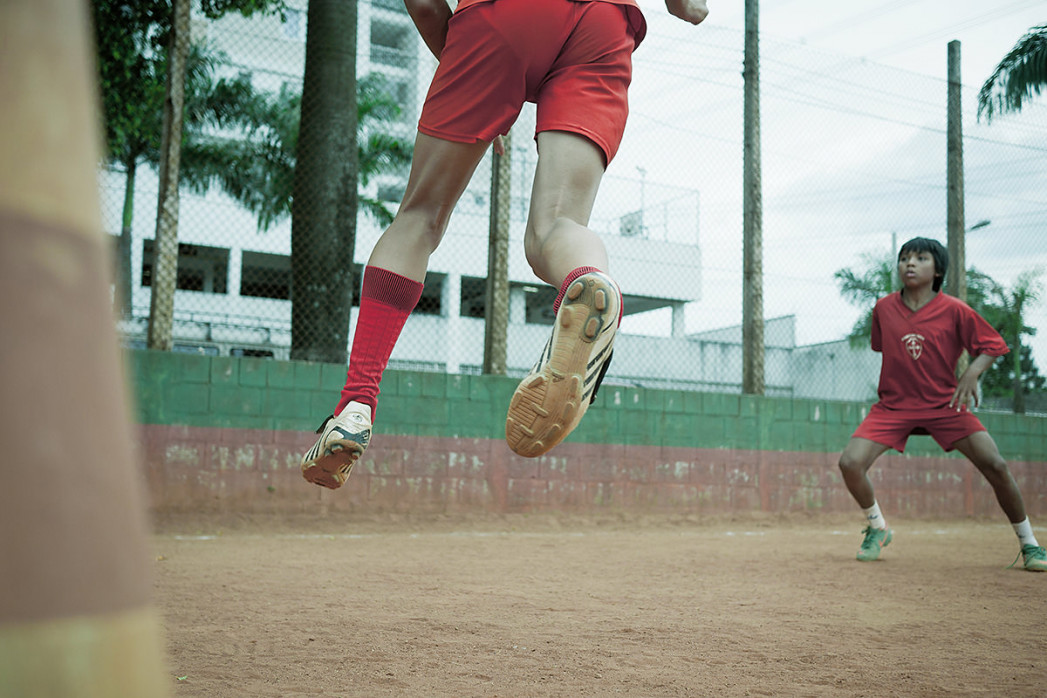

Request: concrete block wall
left=128, top=350, right=1047, bottom=518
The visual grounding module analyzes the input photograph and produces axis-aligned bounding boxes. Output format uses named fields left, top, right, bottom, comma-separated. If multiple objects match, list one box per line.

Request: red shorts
left=417, top=0, right=644, bottom=164
left=852, top=403, right=987, bottom=453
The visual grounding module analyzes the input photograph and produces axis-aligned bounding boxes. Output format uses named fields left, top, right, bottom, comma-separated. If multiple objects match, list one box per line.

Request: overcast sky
left=605, top=0, right=1047, bottom=373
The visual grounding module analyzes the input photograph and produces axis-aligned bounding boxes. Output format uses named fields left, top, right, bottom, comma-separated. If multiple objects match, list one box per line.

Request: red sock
left=553, top=266, right=623, bottom=326
left=336, top=266, right=423, bottom=418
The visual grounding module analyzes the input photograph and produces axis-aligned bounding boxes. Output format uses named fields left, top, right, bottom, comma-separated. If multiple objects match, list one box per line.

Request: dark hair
left=898, top=237, right=949, bottom=292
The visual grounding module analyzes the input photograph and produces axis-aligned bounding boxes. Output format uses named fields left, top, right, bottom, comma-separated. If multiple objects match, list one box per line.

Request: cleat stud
left=594, top=290, right=607, bottom=312
left=585, top=318, right=599, bottom=338
left=567, top=281, right=584, bottom=300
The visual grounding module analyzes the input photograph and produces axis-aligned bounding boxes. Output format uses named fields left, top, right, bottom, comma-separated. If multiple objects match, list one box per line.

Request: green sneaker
left=856, top=526, right=892, bottom=561
left=1012, top=544, right=1047, bottom=572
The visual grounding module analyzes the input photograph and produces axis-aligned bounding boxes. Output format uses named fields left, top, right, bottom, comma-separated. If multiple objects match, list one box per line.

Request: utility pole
left=946, top=41, right=969, bottom=377
left=484, top=133, right=511, bottom=375
left=742, top=0, right=764, bottom=395
left=946, top=40, right=966, bottom=303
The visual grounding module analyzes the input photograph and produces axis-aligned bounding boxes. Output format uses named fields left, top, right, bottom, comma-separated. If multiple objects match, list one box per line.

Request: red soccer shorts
left=417, top=0, right=643, bottom=164
left=852, top=402, right=987, bottom=453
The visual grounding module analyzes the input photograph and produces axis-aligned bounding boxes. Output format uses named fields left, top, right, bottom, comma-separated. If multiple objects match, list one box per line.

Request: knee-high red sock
left=336, top=266, right=423, bottom=418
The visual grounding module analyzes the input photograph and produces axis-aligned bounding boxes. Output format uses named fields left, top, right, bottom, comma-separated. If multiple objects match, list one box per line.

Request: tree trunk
left=290, top=0, right=358, bottom=364
left=147, top=0, right=191, bottom=351
left=117, top=158, right=136, bottom=319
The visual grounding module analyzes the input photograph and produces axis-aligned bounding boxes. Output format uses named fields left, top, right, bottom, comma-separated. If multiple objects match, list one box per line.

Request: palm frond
left=977, top=24, right=1047, bottom=122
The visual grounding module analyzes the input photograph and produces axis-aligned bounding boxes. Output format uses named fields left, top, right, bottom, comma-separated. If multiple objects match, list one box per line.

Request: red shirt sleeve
left=958, top=301, right=1009, bottom=357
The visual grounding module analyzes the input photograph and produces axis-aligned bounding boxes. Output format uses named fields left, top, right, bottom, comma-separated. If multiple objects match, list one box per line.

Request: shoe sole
left=505, top=273, right=617, bottom=458
left=301, top=427, right=369, bottom=490
left=856, top=529, right=892, bottom=561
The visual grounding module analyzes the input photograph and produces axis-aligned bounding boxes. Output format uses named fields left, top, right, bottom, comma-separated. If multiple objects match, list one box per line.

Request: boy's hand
left=666, top=0, right=709, bottom=25
left=950, top=371, right=981, bottom=412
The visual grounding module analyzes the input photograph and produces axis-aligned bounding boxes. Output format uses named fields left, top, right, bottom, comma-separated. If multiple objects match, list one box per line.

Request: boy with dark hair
left=838, top=236, right=1046, bottom=571
left=299, top=0, right=711, bottom=489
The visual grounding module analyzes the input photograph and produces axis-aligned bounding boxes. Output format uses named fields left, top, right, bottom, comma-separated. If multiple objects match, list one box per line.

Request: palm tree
left=181, top=73, right=412, bottom=232
left=94, top=0, right=282, bottom=318
left=977, top=24, right=1047, bottom=122
left=833, top=252, right=895, bottom=348
left=979, top=269, right=1044, bottom=414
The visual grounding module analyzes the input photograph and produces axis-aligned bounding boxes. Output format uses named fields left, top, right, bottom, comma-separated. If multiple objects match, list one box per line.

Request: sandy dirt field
left=152, top=512, right=1046, bottom=697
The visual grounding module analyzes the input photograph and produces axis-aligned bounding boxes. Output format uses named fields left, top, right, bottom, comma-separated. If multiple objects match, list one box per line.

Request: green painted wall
left=127, top=349, right=1046, bottom=461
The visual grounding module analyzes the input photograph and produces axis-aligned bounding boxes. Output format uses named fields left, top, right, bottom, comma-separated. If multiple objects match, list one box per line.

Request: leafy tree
left=978, top=24, right=1047, bottom=122
left=968, top=269, right=1044, bottom=413
left=93, top=0, right=282, bottom=318
left=832, top=252, right=895, bottom=348
left=181, top=74, right=412, bottom=232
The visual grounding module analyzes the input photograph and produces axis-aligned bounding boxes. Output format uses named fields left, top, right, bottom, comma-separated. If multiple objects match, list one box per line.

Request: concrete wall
left=128, top=350, right=1047, bottom=518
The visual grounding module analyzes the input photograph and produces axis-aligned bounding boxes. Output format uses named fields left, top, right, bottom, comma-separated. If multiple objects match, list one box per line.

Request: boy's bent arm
left=405, top=0, right=452, bottom=59
left=951, top=353, right=998, bottom=411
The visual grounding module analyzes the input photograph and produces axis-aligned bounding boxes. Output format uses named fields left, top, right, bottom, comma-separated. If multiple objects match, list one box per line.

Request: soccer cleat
left=1010, top=544, right=1047, bottom=572
left=300, top=401, right=372, bottom=489
left=856, top=526, right=892, bottom=561
left=505, top=270, right=619, bottom=458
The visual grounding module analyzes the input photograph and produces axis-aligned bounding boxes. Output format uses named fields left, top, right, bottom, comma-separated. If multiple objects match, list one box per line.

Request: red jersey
left=454, top=0, right=647, bottom=47
left=870, top=291, right=1009, bottom=411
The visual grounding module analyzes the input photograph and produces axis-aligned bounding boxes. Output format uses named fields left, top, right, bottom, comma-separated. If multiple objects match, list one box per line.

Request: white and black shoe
left=301, top=401, right=372, bottom=489
left=506, top=271, right=618, bottom=458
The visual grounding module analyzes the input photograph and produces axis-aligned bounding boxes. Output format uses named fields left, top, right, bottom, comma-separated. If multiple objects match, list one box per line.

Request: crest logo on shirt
left=901, top=333, right=925, bottom=360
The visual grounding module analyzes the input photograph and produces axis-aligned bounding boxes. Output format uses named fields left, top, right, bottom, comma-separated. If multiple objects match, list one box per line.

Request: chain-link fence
left=99, top=1, right=1047, bottom=412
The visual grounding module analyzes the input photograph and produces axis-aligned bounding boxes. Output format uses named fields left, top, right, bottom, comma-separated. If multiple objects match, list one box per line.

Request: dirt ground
left=151, top=512, right=1047, bottom=697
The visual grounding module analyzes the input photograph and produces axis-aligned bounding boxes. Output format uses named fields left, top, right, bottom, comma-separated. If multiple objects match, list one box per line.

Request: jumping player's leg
left=367, top=133, right=492, bottom=283
left=839, top=437, right=894, bottom=560
left=522, top=130, right=608, bottom=286
left=952, top=430, right=1047, bottom=571
left=504, top=0, right=635, bottom=458
left=504, top=131, right=621, bottom=457
left=301, top=133, right=490, bottom=489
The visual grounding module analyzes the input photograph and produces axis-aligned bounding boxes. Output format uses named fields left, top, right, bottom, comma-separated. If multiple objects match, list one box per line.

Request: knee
left=391, top=205, right=450, bottom=253
left=976, top=455, right=1011, bottom=481
left=838, top=453, right=863, bottom=478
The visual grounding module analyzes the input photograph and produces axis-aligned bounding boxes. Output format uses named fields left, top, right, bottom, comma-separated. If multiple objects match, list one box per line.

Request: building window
left=241, top=251, right=291, bottom=300
left=141, top=240, right=229, bottom=294
left=460, top=276, right=487, bottom=319
left=231, top=347, right=275, bottom=358
left=370, top=21, right=411, bottom=67
left=415, top=273, right=444, bottom=315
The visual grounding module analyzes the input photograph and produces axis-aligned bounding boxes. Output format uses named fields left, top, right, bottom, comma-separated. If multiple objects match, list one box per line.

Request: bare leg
left=368, top=132, right=492, bottom=282
left=952, top=431, right=1027, bottom=524
left=838, top=437, right=892, bottom=509
left=523, top=130, right=609, bottom=285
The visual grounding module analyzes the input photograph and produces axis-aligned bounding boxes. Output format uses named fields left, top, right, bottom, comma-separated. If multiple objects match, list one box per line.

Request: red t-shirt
left=870, top=291, right=1009, bottom=411
left=454, top=0, right=647, bottom=47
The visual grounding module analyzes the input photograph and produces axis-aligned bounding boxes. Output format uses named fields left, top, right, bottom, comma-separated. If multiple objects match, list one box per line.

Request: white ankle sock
left=1012, top=518, right=1039, bottom=548
left=862, top=502, right=887, bottom=530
